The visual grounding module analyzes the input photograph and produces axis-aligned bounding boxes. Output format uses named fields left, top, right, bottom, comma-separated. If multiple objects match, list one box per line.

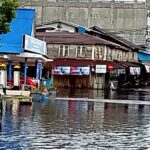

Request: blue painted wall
left=0, top=9, right=35, bottom=54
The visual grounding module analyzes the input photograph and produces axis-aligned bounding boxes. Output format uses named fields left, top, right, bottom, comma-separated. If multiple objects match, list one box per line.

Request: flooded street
left=0, top=89, right=150, bottom=149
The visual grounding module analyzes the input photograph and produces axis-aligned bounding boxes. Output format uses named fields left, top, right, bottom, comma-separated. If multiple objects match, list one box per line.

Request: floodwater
left=0, top=89, right=150, bottom=149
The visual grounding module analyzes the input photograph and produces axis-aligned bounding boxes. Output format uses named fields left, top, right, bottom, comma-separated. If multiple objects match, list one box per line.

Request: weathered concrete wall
left=20, top=0, right=149, bottom=45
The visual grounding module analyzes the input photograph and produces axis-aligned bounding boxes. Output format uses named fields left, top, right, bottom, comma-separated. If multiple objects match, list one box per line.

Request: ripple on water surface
left=0, top=94, right=150, bottom=149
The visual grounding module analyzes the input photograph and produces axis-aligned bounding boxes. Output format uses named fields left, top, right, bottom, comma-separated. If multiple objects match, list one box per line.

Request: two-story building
left=36, top=20, right=142, bottom=89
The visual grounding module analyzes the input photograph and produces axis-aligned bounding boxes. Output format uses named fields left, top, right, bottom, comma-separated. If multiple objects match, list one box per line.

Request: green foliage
left=0, top=0, right=19, bottom=34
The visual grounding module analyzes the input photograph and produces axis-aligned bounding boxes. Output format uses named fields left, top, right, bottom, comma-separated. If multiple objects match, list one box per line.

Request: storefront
left=138, top=50, right=150, bottom=86
left=52, top=58, right=128, bottom=89
left=0, top=9, right=51, bottom=90
left=113, top=61, right=142, bottom=88
left=52, top=65, right=90, bottom=88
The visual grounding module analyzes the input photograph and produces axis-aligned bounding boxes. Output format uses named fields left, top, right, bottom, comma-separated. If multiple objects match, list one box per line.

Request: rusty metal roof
left=89, top=26, right=140, bottom=51
left=36, top=32, right=128, bottom=50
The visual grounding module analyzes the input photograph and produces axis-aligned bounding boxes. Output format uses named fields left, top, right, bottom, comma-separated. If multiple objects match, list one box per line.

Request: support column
left=41, top=0, right=47, bottom=24
left=36, top=60, right=42, bottom=80
left=87, top=0, right=92, bottom=28
left=24, top=58, right=28, bottom=85
left=8, top=60, right=12, bottom=81
left=36, top=60, right=43, bottom=89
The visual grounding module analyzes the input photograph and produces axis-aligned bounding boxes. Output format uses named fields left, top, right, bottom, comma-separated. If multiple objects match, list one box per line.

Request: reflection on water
left=57, top=88, right=150, bottom=101
left=0, top=91, right=150, bottom=149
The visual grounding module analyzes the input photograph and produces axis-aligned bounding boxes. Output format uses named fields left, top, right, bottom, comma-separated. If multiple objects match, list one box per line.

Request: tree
left=0, top=0, right=19, bottom=34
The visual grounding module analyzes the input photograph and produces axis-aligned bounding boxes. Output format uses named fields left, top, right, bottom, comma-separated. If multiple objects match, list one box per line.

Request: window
left=82, top=47, right=86, bottom=57
left=77, top=46, right=81, bottom=57
left=76, top=46, right=86, bottom=58
left=106, top=48, right=112, bottom=60
left=64, top=46, right=69, bottom=57
left=112, top=49, right=116, bottom=60
left=118, top=51, right=122, bottom=60
left=59, top=45, right=63, bottom=57
left=122, top=52, right=126, bottom=61
left=59, top=45, right=69, bottom=57
left=95, top=47, right=104, bottom=59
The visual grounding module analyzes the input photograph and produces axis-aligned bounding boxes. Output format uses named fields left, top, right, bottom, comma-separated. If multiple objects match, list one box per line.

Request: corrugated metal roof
left=36, top=32, right=127, bottom=50
left=36, top=19, right=80, bottom=28
left=0, top=9, right=35, bottom=54
left=89, top=26, right=139, bottom=51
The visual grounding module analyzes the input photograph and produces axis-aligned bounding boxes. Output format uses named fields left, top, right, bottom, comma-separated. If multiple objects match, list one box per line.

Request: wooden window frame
left=76, top=46, right=86, bottom=58
left=59, top=45, right=69, bottom=57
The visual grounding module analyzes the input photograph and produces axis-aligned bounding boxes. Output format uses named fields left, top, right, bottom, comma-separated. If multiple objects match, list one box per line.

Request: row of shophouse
left=36, top=20, right=150, bottom=89
left=0, top=8, right=150, bottom=90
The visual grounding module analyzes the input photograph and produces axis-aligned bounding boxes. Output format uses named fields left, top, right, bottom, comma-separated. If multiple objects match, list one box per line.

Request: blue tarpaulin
left=138, top=52, right=150, bottom=62
left=0, top=9, right=35, bottom=54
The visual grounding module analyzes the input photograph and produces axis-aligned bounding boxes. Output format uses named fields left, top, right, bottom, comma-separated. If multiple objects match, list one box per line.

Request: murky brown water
left=0, top=89, right=150, bottom=149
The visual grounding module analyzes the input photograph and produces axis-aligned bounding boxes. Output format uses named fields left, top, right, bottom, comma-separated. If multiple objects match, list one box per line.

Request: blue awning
left=0, top=8, right=35, bottom=54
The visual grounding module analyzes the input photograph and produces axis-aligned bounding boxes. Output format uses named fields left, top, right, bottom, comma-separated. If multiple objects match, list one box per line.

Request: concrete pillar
left=147, top=0, right=150, bottom=4
left=8, top=60, right=12, bottom=82
left=110, top=0, right=114, bottom=30
left=134, top=0, right=138, bottom=5
left=87, top=0, right=92, bottom=28
left=41, top=0, right=47, bottom=24
left=24, top=58, right=28, bottom=85
left=64, top=2, right=69, bottom=21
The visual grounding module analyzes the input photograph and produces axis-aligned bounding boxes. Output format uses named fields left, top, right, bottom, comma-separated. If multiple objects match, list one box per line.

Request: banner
left=52, top=66, right=70, bottom=75
left=71, top=66, right=90, bottom=75
left=129, top=67, right=141, bottom=75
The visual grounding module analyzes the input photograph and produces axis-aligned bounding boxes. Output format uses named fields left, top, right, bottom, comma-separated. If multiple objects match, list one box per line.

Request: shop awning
left=16, top=52, right=52, bottom=62
left=114, top=61, right=141, bottom=68
left=113, top=61, right=142, bottom=75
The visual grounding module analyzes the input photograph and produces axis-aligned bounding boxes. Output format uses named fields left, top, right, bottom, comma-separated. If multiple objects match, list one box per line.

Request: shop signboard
left=71, top=66, right=90, bottom=75
left=112, top=69, right=125, bottom=76
left=95, top=65, right=107, bottom=73
left=108, top=64, right=114, bottom=71
left=145, top=65, right=150, bottom=73
left=118, top=69, right=125, bottom=74
left=129, top=67, right=141, bottom=75
left=52, top=66, right=70, bottom=75
left=23, top=34, right=47, bottom=55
